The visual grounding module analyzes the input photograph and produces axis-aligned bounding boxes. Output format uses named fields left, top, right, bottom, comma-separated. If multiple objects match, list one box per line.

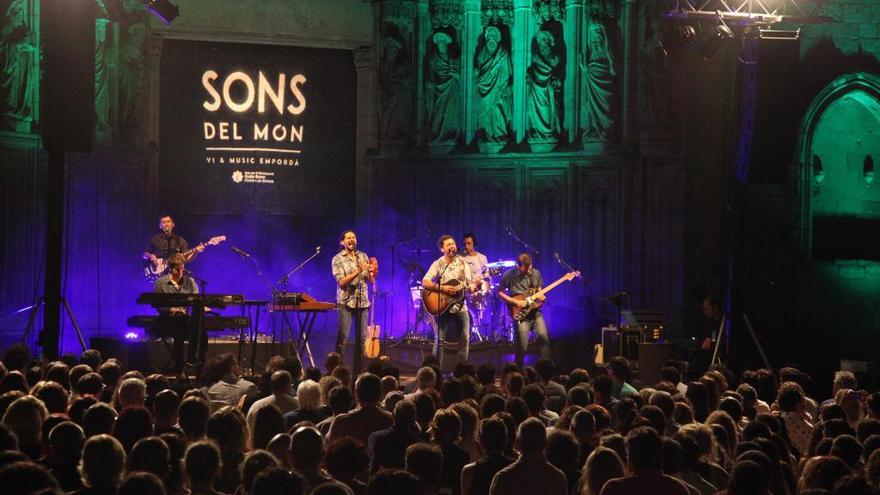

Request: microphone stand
left=184, top=269, right=208, bottom=379
left=272, top=247, right=322, bottom=363
left=233, top=252, right=273, bottom=373
left=506, top=226, right=541, bottom=256
left=274, top=247, right=322, bottom=293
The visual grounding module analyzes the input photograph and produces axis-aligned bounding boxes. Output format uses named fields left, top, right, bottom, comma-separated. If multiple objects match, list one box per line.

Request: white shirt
left=246, top=393, right=299, bottom=433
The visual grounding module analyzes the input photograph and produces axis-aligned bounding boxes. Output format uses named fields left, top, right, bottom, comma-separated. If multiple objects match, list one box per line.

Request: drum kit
left=404, top=257, right=518, bottom=342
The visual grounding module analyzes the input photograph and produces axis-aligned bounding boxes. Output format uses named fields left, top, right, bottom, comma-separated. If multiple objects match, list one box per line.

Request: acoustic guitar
left=421, top=278, right=466, bottom=316
left=143, top=235, right=226, bottom=282
left=364, top=257, right=381, bottom=358
left=507, top=271, right=581, bottom=321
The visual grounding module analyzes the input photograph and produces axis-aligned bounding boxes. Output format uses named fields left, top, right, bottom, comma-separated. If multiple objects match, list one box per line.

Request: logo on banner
left=201, top=69, right=307, bottom=180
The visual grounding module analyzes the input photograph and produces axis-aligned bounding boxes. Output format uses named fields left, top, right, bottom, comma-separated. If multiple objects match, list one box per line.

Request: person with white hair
left=283, top=379, right=327, bottom=428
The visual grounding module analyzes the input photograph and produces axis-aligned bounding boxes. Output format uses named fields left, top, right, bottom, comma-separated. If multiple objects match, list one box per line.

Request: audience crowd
left=1, top=343, right=880, bottom=495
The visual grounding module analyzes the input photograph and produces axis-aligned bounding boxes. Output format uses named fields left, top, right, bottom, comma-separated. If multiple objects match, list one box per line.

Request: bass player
left=143, top=215, right=205, bottom=268
left=422, top=235, right=474, bottom=367
left=497, top=252, right=551, bottom=366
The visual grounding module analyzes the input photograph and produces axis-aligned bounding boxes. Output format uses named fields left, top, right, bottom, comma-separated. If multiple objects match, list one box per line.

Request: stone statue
left=426, top=32, right=460, bottom=143
left=119, top=21, right=145, bottom=134
left=380, top=35, right=412, bottom=142
left=527, top=30, right=562, bottom=142
left=475, top=26, right=511, bottom=143
left=95, top=0, right=111, bottom=132
left=1, top=0, right=35, bottom=131
left=581, top=21, right=617, bottom=142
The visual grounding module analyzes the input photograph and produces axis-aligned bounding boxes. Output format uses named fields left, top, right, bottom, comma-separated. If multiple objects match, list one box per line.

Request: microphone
left=231, top=246, right=252, bottom=258
left=505, top=225, right=512, bottom=234
left=554, top=252, right=561, bottom=261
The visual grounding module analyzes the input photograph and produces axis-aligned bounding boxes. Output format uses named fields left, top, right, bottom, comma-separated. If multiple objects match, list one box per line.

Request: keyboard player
left=153, top=253, right=202, bottom=376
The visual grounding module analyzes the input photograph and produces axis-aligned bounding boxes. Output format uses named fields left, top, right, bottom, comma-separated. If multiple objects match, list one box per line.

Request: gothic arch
left=795, top=73, right=880, bottom=256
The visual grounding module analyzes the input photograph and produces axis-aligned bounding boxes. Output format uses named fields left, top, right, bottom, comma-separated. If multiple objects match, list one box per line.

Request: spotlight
left=124, top=331, right=140, bottom=341
left=146, top=0, right=179, bottom=25
left=700, top=18, right=735, bottom=61
left=677, top=24, right=698, bottom=45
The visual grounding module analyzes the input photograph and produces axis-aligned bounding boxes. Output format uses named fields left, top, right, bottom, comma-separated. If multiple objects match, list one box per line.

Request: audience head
left=583, top=447, right=625, bottom=495
left=516, top=417, right=548, bottom=455
left=81, top=434, right=126, bottom=488
left=405, top=443, right=442, bottom=490
left=289, top=425, right=324, bottom=469
left=354, top=373, right=382, bottom=406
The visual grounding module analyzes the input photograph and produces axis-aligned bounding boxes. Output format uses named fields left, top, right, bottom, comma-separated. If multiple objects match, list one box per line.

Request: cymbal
left=487, top=260, right=516, bottom=269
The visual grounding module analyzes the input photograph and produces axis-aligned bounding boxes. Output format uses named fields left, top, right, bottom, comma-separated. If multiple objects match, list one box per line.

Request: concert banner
left=159, top=39, right=356, bottom=216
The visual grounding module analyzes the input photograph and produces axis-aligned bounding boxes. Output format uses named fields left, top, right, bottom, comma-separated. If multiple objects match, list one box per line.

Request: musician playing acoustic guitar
left=422, top=235, right=475, bottom=367
left=497, top=253, right=551, bottom=367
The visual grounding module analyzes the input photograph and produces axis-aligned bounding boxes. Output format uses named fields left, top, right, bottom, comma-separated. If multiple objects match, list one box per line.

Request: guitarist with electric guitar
left=143, top=215, right=226, bottom=282
left=497, top=252, right=581, bottom=366
left=422, top=235, right=478, bottom=368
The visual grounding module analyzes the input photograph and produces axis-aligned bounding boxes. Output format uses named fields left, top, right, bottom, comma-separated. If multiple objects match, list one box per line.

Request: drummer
left=461, top=233, right=490, bottom=294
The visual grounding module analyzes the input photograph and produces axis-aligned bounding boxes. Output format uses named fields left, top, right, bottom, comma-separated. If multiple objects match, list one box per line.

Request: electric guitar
left=143, top=235, right=226, bottom=282
left=364, top=257, right=381, bottom=358
left=507, top=271, right=581, bottom=321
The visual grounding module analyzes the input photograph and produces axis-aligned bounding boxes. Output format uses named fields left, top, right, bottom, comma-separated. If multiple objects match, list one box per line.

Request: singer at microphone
left=332, top=230, right=375, bottom=373
left=422, top=234, right=473, bottom=368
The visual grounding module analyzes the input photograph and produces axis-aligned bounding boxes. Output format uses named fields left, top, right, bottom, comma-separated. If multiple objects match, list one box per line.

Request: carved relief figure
left=581, top=20, right=617, bottom=142
left=119, top=22, right=145, bottom=134
left=476, top=26, right=511, bottom=143
left=95, top=0, right=111, bottom=131
left=426, top=32, right=460, bottom=142
left=527, top=30, right=562, bottom=142
left=0, top=0, right=35, bottom=130
left=380, top=35, right=412, bottom=142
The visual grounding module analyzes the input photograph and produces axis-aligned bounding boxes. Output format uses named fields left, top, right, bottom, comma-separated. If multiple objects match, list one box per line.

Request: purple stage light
left=124, top=331, right=140, bottom=341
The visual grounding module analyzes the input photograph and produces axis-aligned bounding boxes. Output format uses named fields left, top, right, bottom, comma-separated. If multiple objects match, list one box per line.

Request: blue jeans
left=516, top=312, right=550, bottom=366
left=433, top=310, right=470, bottom=367
left=336, top=305, right=368, bottom=372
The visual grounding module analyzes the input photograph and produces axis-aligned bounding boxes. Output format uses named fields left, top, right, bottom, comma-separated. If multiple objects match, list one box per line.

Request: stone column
left=354, top=46, right=377, bottom=225
left=564, top=0, right=584, bottom=144
left=461, top=0, right=481, bottom=143
left=621, top=0, right=636, bottom=145
left=511, top=0, right=532, bottom=144
left=414, top=0, right=429, bottom=146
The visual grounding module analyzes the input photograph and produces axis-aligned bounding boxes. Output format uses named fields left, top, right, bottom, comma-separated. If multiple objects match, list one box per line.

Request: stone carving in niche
left=0, top=0, right=35, bottom=132
left=379, top=1, right=414, bottom=144
left=119, top=0, right=146, bottom=138
left=638, top=1, right=672, bottom=128
left=476, top=25, right=512, bottom=143
left=581, top=19, right=617, bottom=143
left=430, top=0, right=463, bottom=29
left=95, top=0, right=112, bottom=133
left=527, top=30, right=563, bottom=145
left=380, top=32, right=412, bottom=143
left=426, top=31, right=461, bottom=142
left=586, top=0, right=618, bottom=18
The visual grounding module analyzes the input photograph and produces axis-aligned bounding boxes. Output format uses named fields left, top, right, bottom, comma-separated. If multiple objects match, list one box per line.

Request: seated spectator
left=204, top=354, right=257, bottom=407
left=2, top=395, right=48, bottom=459
left=178, top=396, right=210, bottom=442
left=251, top=404, right=285, bottom=450
left=115, top=377, right=147, bottom=410
left=251, top=467, right=305, bottom=495
left=113, top=405, right=153, bottom=454
left=489, top=417, right=567, bottom=495
left=290, top=425, right=332, bottom=491
left=75, top=434, right=126, bottom=495
left=726, top=459, right=769, bottom=495
left=405, top=443, right=443, bottom=494
left=777, top=381, right=814, bottom=455
left=317, top=385, right=354, bottom=436
left=82, top=402, right=116, bottom=437
left=600, top=426, right=690, bottom=495
left=284, top=379, right=327, bottom=428
left=450, top=402, right=480, bottom=462
left=184, top=441, right=222, bottom=495
left=0, top=461, right=60, bottom=495
left=798, top=455, right=852, bottom=492
left=239, top=450, right=280, bottom=495
left=41, top=420, right=85, bottom=492
left=606, top=357, right=638, bottom=400
left=369, top=398, right=423, bottom=473
left=153, top=389, right=182, bottom=435
left=461, top=417, right=512, bottom=495
left=206, top=406, right=247, bottom=493
left=128, top=436, right=170, bottom=481
left=406, top=366, right=437, bottom=400
left=327, top=373, right=392, bottom=445
left=546, top=429, right=581, bottom=494
left=324, top=437, right=369, bottom=494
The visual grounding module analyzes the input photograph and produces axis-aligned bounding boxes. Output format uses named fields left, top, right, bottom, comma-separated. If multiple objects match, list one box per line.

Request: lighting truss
left=664, top=0, right=835, bottom=25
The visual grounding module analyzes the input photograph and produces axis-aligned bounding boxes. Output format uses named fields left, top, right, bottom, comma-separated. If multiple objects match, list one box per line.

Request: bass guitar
left=143, top=235, right=226, bottom=282
left=507, top=271, right=581, bottom=321
left=364, top=257, right=381, bottom=358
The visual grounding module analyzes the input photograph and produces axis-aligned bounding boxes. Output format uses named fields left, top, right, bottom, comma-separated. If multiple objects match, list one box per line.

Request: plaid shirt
left=331, top=250, right=371, bottom=308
